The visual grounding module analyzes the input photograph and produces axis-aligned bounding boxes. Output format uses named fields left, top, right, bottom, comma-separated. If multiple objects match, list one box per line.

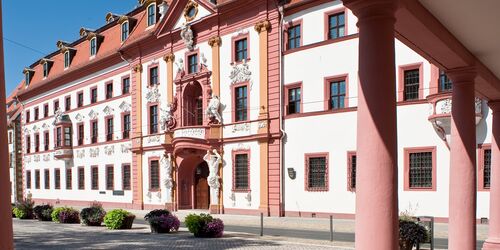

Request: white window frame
left=64, top=51, right=70, bottom=69
left=90, top=37, right=97, bottom=57
left=147, top=3, right=157, bottom=27
left=121, top=21, right=129, bottom=42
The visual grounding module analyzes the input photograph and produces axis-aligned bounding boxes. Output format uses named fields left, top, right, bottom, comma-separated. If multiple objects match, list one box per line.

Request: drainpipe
left=276, top=1, right=286, bottom=217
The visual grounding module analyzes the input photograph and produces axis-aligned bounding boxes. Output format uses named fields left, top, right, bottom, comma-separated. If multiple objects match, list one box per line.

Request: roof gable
left=155, top=0, right=216, bottom=36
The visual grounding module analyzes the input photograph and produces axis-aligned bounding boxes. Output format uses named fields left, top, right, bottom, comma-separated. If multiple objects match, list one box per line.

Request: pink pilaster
left=342, top=0, right=399, bottom=249
left=447, top=67, right=477, bottom=250
left=483, top=100, right=500, bottom=250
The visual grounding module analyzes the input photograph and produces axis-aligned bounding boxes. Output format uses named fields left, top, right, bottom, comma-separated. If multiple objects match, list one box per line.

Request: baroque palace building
left=7, top=0, right=494, bottom=220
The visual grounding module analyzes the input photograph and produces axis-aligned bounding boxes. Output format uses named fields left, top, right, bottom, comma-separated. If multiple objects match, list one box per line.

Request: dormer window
left=90, top=37, right=97, bottom=56
left=64, top=51, right=70, bottom=68
left=147, top=3, right=157, bottom=26
left=43, top=63, right=48, bottom=77
left=23, top=68, right=34, bottom=87
left=40, top=58, right=53, bottom=78
left=121, top=22, right=129, bottom=42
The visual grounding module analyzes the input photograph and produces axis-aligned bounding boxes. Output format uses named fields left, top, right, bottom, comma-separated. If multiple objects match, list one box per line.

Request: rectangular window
left=122, top=77, right=130, bottom=94
left=91, top=166, right=99, bottom=190
left=306, top=155, right=328, bottom=191
left=34, top=134, right=39, bottom=152
left=330, top=80, right=346, bottom=109
left=121, top=22, right=129, bottom=42
left=65, top=96, right=71, bottom=111
left=34, top=108, right=39, bottom=120
left=43, top=62, right=49, bottom=77
left=44, top=169, right=50, bottom=189
left=26, top=110, right=30, bottom=123
left=56, top=127, right=62, bottom=148
left=287, top=25, right=301, bottom=49
left=90, top=38, right=97, bottom=56
left=64, top=127, right=71, bottom=146
left=54, top=100, right=59, bottom=113
left=25, top=72, right=30, bottom=86
left=328, top=12, right=345, bottom=39
left=106, top=82, right=113, bottom=99
left=235, top=38, right=248, bottom=62
left=91, top=87, right=98, bottom=104
left=188, top=54, right=198, bottom=74
left=64, top=51, right=70, bottom=68
left=106, top=117, right=114, bottom=142
left=78, top=167, right=85, bottom=190
left=483, top=149, right=492, bottom=189
left=91, top=120, right=98, bottom=144
left=106, top=165, right=114, bottom=190
left=234, top=153, right=249, bottom=191
left=123, top=164, right=131, bottom=190
left=35, top=170, right=40, bottom=189
left=43, top=104, right=49, bottom=117
left=348, top=153, right=356, bottom=191
left=44, top=131, right=49, bottom=151
left=78, top=124, right=84, bottom=146
left=123, top=114, right=131, bottom=139
left=150, top=160, right=160, bottom=190
left=408, top=151, right=433, bottom=189
left=149, top=66, right=158, bottom=86
left=404, top=69, right=420, bottom=101
left=288, top=87, right=301, bottom=114
left=235, top=85, right=248, bottom=122
left=77, top=92, right=84, bottom=108
left=26, top=135, right=31, bottom=153
left=66, top=168, right=72, bottom=190
left=149, top=105, right=158, bottom=134
left=438, top=69, right=452, bottom=93
left=54, top=169, right=60, bottom=190
left=26, top=171, right=31, bottom=189
left=147, top=4, right=156, bottom=26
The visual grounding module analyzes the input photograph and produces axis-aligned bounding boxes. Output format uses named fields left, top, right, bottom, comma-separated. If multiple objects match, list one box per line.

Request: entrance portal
left=194, top=162, right=210, bottom=209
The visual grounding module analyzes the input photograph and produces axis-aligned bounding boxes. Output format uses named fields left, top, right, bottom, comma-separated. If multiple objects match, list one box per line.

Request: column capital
left=488, top=100, right=500, bottom=112
left=445, top=66, right=477, bottom=85
left=163, top=53, right=175, bottom=63
left=208, top=36, right=222, bottom=47
left=254, top=20, right=271, bottom=34
left=133, top=64, right=143, bottom=73
left=343, top=0, right=397, bottom=21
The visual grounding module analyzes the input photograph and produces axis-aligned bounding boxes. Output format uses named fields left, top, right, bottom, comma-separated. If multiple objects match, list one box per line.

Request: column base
left=209, top=204, right=220, bottom=214
left=164, top=202, right=174, bottom=211
left=483, top=240, right=500, bottom=250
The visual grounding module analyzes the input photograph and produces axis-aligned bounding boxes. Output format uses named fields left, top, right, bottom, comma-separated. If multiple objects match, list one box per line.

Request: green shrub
left=51, top=207, right=73, bottom=222
left=13, top=198, right=34, bottom=219
left=80, top=202, right=106, bottom=226
left=103, top=209, right=135, bottom=230
left=59, top=208, right=80, bottom=224
left=33, top=204, right=53, bottom=221
left=185, top=213, right=223, bottom=237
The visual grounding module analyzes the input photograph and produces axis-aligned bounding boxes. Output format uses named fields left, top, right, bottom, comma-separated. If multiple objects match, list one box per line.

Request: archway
left=183, top=81, right=203, bottom=126
left=176, top=150, right=211, bottom=210
left=194, top=162, right=210, bottom=209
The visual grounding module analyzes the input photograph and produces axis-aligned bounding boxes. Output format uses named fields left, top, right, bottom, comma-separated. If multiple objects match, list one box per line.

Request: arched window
left=183, top=82, right=203, bottom=126
left=147, top=3, right=156, bottom=26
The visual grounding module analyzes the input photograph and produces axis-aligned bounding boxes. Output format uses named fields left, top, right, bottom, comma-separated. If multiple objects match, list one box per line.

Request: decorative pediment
left=104, top=145, right=115, bottom=156
left=75, top=113, right=84, bottom=122
left=229, top=60, right=252, bottom=85
left=146, top=85, right=161, bottom=103
left=88, top=110, right=98, bottom=120
left=32, top=125, right=39, bottom=133
left=103, top=106, right=114, bottom=116
left=42, top=123, right=50, bottom=130
left=119, top=101, right=131, bottom=112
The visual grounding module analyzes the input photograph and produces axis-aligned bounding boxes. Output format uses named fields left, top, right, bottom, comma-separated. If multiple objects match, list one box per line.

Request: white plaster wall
left=142, top=150, right=167, bottom=205
left=173, top=3, right=213, bottom=30
left=222, top=141, right=261, bottom=210
left=395, top=40, right=432, bottom=97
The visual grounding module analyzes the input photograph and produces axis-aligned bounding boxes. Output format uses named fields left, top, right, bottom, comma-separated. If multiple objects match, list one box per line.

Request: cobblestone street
left=13, top=219, right=351, bottom=250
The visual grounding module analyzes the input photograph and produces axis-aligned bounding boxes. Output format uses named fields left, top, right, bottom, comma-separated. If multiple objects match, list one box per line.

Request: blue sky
left=3, top=0, right=138, bottom=97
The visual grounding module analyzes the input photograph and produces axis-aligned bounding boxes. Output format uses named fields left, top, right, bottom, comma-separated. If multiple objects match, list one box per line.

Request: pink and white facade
left=7, top=0, right=498, bottom=232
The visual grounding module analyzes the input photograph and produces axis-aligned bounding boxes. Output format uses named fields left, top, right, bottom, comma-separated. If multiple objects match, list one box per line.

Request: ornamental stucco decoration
left=440, top=99, right=452, bottom=114
left=25, top=156, right=31, bottom=163
left=103, top=106, right=114, bottom=116
left=147, top=135, right=161, bottom=143
left=75, top=113, right=84, bottom=122
left=104, top=145, right=114, bottom=156
left=161, top=153, right=173, bottom=198
left=43, top=154, right=50, bottom=161
left=258, top=121, right=267, bottom=129
left=146, top=85, right=161, bottom=103
left=475, top=98, right=482, bottom=114
left=229, top=60, right=252, bottom=85
left=161, top=97, right=178, bottom=131
left=175, top=57, right=184, bottom=73
left=23, top=127, right=30, bottom=134
left=180, top=23, right=194, bottom=51
left=76, top=150, right=85, bottom=159
left=232, top=123, right=250, bottom=133
left=34, top=155, right=40, bottom=162
left=119, top=101, right=131, bottom=112
left=229, top=192, right=236, bottom=207
left=245, top=192, right=252, bottom=207
left=90, top=148, right=100, bottom=158
left=42, top=123, right=50, bottom=130
left=204, top=150, right=221, bottom=199
left=205, top=95, right=222, bottom=124
left=32, top=125, right=39, bottom=133
left=234, top=143, right=250, bottom=151
left=200, top=53, right=208, bottom=68
left=121, top=143, right=131, bottom=153
left=88, top=110, right=99, bottom=120
left=53, top=107, right=64, bottom=125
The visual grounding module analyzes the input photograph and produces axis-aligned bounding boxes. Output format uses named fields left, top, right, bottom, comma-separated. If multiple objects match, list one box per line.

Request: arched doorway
left=194, top=162, right=210, bottom=209
left=183, top=81, right=203, bottom=126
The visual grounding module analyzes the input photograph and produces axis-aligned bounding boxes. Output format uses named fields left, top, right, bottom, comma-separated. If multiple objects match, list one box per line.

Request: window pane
left=404, top=69, right=420, bottom=101
left=484, top=149, right=492, bottom=188
left=308, top=157, right=326, bottom=188
left=235, top=154, right=249, bottom=190
left=409, top=152, right=433, bottom=188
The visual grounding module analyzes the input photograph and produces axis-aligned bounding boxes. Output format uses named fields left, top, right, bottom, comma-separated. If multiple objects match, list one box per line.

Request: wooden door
left=195, top=177, right=209, bottom=209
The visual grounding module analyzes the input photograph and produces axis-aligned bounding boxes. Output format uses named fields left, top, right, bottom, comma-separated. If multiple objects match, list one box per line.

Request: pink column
left=483, top=100, right=500, bottom=250
left=446, top=67, right=477, bottom=250
left=342, top=0, right=399, bottom=249
left=0, top=1, right=14, bottom=249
